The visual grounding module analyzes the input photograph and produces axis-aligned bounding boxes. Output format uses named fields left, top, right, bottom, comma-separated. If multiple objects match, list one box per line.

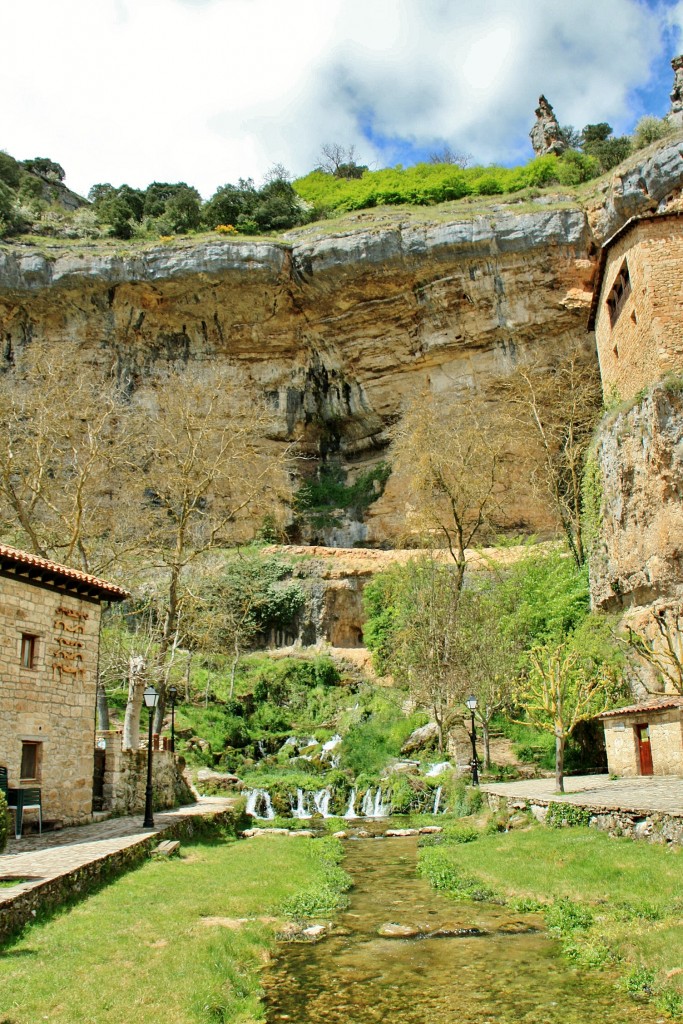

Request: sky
left=3, top=0, right=683, bottom=200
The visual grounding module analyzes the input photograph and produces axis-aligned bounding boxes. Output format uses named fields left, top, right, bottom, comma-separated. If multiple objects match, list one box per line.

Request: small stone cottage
left=601, top=695, right=683, bottom=777
left=0, top=544, right=128, bottom=826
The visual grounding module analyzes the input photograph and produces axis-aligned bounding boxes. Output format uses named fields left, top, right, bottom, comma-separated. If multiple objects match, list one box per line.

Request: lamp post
left=143, top=685, right=160, bottom=828
left=466, top=694, right=480, bottom=787
left=168, top=685, right=178, bottom=753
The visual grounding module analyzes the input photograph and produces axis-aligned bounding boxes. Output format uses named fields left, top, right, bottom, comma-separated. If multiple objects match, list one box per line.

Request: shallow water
left=265, top=835, right=661, bottom=1024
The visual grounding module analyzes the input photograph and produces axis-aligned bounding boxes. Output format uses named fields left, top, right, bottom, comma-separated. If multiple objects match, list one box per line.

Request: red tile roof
left=600, top=695, right=683, bottom=719
left=0, top=544, right=130, bottom=602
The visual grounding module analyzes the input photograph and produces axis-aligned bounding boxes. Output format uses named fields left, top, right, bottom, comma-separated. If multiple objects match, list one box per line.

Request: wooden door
left=636, top=724, right=654, bottom=776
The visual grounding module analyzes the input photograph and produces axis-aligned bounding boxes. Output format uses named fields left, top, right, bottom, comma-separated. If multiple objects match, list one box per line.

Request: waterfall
left=313, top=789, right=332, bottom=817
left=245, top=789, right=275, bottom=820
left=343, top=788, right=357, bottom=819
left=373, top=788, right=389, bottom=817
left=426, top=762, right=452, bottom=777
left=361, top=788, right=389, bottom=817
left=432, top=785, right=442, bottom=815
left=291, top=789, right=311, bottom=819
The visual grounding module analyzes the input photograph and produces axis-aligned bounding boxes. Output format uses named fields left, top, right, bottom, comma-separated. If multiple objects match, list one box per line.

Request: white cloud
left=0, top=0, right=678, bottom=198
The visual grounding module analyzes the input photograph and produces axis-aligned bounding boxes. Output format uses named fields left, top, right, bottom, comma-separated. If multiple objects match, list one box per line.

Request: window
left=20, top=741, right=41, bottom=781
left=606, top=259, right=631, bottom=328
left=20, top=634, right=37, bottom=669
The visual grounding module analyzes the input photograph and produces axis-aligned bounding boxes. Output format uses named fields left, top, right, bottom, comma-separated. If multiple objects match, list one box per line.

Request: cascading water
left=432, top=785, right=443, bottom=815
left=291, top=789, right=311, bottom=819
left=343, top=788, right=357, bottom=819
left=361, top=788, right=390, bottom=817
left=426, top=762, right=452, bottom=777
left=245, top=789, right=275, bottom=819
left=313, top=789, right=332, bottom=817
left=320, top=734, right=342, bottom=768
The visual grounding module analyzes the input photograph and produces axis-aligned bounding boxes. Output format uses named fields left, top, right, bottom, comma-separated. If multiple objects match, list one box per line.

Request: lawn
left=0, top=834, right=346, bottom=1024
left=418, top=821, right=683, bottom=1016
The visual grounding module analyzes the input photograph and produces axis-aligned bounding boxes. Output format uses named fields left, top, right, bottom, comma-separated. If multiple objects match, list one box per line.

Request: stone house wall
left=604, top=708, right=683, bottom=776
left=96, top=730, right=193, bottom=815
left=0, top=575, right=101, bottom=825
left=595, top=217, right=683, bottom=402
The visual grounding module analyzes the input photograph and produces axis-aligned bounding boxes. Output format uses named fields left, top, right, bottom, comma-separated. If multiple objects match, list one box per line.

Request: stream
left=265, top=832, right=661, bottom=1024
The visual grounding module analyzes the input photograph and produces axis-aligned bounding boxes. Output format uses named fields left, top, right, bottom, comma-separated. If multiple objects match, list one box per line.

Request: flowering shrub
left=215, top=223, right=237, bottom=234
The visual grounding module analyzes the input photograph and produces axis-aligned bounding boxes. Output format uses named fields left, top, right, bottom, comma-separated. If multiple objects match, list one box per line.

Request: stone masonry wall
left=0, top=575, right=101, bottom=825
left=97, top=730, right=193, bottom=815
left=596, top=218, right=683, bottom=402
left=604, top=710, right=683, bottom=776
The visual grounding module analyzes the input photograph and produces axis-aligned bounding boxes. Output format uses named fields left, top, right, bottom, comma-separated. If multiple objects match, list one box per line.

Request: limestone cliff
left=591, top=383, right=683, bottom=619
left=2, top=138, right=683, bottom=546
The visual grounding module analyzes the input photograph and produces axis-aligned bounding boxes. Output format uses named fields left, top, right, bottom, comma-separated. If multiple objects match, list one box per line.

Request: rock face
left=590, top=384, right=683, bottom=618
left=3, top=139, right=683, bottom=547
left=0, top=207, right=594, bottom=544
left=529, top=96, right=566, bottom=157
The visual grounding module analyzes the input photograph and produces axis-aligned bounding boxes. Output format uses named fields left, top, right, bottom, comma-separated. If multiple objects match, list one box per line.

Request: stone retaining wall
left=0, top=806, right=244, bottom=946
left=487, top=793, right=683, bottom=845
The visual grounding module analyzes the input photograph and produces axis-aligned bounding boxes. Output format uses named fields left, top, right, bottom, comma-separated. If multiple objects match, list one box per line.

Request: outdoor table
left=7, top=787, right=42, bottom=838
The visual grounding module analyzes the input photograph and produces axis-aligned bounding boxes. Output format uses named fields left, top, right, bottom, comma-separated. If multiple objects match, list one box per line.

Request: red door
left=636, top=724, right=654, bottom=775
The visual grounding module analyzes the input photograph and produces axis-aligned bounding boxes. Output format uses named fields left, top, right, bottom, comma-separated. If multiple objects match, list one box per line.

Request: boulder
left=378, top=923, right=422, bottom=938
left=384, top=828, right=419, bottom=837
left=196, top=768, right=243, bottom=790
left=418, top=826, right=443, bottom=834
left=401, top=722, right=439, bottom=755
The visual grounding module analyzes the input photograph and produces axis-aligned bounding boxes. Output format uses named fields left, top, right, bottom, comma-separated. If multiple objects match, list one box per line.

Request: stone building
left=588, top=212, right=683, bottom=402
left=0, top=544, right=128, bottom=827
left=601, top=696, right=683, bottom=776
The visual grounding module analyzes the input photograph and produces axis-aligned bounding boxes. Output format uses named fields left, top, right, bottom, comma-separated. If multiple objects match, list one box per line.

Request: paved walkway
left=482, top=774, right=683, bottom=816
left=0, top=797, right=236, bottom=906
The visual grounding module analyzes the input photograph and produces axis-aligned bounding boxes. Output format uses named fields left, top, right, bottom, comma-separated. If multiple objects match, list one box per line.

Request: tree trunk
left=96, top=677, right=110, bottom=732
left=184, top=651, right=193, bottom=702
left=555, top=732, right=565, bottom=793
left=482, top=719, right=491, bottom=769
left=229, top=647, right=240, bottom=700
left=122, top=655, right=146, bottom=750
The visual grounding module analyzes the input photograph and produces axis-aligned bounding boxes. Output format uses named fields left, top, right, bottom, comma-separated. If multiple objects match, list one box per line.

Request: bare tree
left=317, top=143, right=366, bottom=179
left=388, top=557, right=466, bottom=754
left=130, top=365, right=292, bottom=730
left=621, top=606, right=683, bottom=695
left=428, top=146, right=472, bottom=168
left=390, top=389, right=505, bottom=592
left=501, top=343, right=602, bottom=567
left=0, top=344, right=137, bottom=574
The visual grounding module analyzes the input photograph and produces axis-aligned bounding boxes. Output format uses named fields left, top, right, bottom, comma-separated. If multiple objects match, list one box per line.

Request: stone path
left=0, top=797, right=236, bottom=907
left=482, top=774, right=683, bottom=816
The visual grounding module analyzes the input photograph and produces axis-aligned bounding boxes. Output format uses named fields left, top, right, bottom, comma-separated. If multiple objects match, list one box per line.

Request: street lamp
left=168, top=685, right=178, bottom=753
left=143, top=685, right=160, bottom=828
left=465, top=694, right=480, bottom=787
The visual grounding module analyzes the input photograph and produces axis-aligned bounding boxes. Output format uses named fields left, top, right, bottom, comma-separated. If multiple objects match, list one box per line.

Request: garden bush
left=0, top=791, right=8, bottom=852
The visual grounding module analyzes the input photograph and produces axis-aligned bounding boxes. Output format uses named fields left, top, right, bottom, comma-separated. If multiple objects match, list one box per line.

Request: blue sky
left=2, top=0, right=683, bottom=197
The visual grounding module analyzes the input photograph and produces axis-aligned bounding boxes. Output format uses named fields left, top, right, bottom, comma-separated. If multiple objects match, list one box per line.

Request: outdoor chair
left=10, top=788, right=42, bottom=838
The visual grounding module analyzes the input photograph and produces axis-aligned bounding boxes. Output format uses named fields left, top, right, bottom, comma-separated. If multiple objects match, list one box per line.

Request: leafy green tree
left=0, top=181, right=20, bottom=237
left=513, top=632, right=622, bottom=792
left=203, top=178, right=258, bottom=229
left=160, top=185, right=202, bottom=233
left=0, top=151, right=22, bottom=189
left=581, top=123, right=631, bottom=172
left=632, top=115, right=674, bottom=151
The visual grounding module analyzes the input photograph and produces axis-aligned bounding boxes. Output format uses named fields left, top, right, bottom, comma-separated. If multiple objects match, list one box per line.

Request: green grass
left=0, top=834, right=347, bottom=1024
left=418, top=822, right=683, bottom=1016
